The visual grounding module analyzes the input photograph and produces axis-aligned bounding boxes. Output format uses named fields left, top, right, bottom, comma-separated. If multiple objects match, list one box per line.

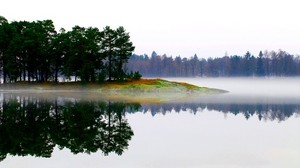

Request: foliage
left=0, top=16, right=137, bottom=83
left=99, top=26, right=135, bottom=81
left=126, top=71, right=142, bottom=80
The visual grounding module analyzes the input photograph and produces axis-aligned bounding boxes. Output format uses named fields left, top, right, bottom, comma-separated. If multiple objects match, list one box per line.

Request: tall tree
left=0, top=16, right=9, bottom=83
left=50, top=28, right=69, bottom=82
left=114, top=26, right=135, bottom=80
left=4, top=21, right=25, bottom=82
left=84, top=27, right=103, bottom=82
left=66, top=26, right=103, bottom=82
left=34, top=20, right=56, bottom=82
left=100, top=26, right=134, bottom=81
left=100, top=26, right=116, bottom=81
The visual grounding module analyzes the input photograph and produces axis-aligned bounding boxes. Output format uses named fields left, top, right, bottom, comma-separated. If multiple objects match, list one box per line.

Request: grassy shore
left=0, top=79, right=227, bottom=103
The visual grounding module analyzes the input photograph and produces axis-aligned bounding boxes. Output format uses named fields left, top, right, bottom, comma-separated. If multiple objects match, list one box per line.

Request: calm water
left=0, top=77, right=299, bottom=168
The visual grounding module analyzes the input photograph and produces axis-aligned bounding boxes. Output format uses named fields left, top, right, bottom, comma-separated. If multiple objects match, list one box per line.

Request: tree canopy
left=0, top=16, right=135, bottom=83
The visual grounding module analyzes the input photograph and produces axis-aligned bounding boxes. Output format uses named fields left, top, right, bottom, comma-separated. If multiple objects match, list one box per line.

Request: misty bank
left=0, top=79, right=227, bottom=102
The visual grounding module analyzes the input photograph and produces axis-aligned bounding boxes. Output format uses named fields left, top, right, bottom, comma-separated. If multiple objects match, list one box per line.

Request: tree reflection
left=0, top=94, right=299, bottom=162
left=140, top=103, right=300, bottom=121
left=0, top=96, right=139, bottom=161
left=0, top=98, right=54, bottom=161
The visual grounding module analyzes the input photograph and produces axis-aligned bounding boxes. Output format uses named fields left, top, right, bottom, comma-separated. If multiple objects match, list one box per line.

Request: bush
left=97, top=72, right=106, bottom=83
left=127, top=71, right=142, bottom=80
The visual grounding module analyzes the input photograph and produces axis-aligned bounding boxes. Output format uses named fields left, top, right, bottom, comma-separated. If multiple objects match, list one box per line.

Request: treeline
left=0, top=16, right=135, bottom=83
left=140, top=103, right=299, bottom=122
left=127, top=50, right=300, bottom=77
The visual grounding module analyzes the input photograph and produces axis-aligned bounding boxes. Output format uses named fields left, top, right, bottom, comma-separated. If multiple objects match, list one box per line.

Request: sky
left=1, top=0, right=300, bottom=58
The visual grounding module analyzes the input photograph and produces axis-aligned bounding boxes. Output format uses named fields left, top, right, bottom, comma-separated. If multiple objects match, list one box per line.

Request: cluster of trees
left=0, top=96, right=139, bottom=161
left=0, top=16, right=135, bottom=83
left=127, top=50, right=300, bottom=77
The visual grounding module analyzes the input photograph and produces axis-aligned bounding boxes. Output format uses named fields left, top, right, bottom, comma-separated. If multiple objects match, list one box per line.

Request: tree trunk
left=55, top=65, right=58, bottom=83
left=108, top=54, right=112, bottom=81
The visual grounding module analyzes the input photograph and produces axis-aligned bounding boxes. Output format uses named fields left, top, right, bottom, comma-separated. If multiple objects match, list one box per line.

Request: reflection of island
left=140, top=103, right=300, bottom=121
left=0, top=95, right=140, bottom=161
left=0, top=94, right=299, bottom=161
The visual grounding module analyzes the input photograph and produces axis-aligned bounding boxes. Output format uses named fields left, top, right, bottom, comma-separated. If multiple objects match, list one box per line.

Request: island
left=0, top=79, right=227, bottom=103
left=0, top=18, right=226, bottom=103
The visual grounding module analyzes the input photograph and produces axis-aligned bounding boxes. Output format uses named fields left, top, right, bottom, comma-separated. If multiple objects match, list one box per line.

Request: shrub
left=127, top=71, right=142, bottom=80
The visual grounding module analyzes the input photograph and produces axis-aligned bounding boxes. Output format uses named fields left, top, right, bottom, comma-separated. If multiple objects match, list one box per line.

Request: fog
left=0, top=77, right=299, bottom=104
left=165, top=77, right=300, bottom=104
left=0, top=77, right=299, bottom=168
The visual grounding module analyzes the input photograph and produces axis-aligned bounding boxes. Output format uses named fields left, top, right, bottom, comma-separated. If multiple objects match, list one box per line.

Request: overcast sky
left=1, top=0, right=300, bottom=58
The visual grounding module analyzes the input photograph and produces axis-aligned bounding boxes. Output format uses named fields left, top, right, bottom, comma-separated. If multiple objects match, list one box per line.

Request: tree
left=100, top=26, right=116, bottom=81
left=100, top=26, right=135, bottom=81
left=3, top=21, right=25, bottom=82
left=84, top=27, right=103, bottom=82
left=34, top=20, right=56, bottom=82
left=0, top=16, right=6, bottom=68
left=50, top=28, right=69, bottom=82
left=63, top=26, right=86, bottom=81
left=256, top=51, right=265, bottom=76
left=114, top=26, right=135, bottom=80
left=0, top=16, right=10, bottom=83
left=243, top=51, right=252, bottom=76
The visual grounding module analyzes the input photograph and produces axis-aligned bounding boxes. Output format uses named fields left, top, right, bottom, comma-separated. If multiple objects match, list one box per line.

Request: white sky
left=1, top=0, right=300, bottom=58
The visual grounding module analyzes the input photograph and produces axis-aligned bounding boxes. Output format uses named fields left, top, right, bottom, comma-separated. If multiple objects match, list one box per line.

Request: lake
left=0, top=77, right=299, bottom=168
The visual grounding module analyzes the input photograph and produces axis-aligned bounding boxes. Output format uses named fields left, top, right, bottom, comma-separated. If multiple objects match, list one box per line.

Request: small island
left=0, top=79, right=227, bottom=103
left=0, top=17, right=226, bottom=103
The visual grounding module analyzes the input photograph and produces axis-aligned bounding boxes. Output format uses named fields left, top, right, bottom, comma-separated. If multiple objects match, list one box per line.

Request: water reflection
left=0, top=94, right=299, bottom=162
left=142, top=103, right=300, bottom=121
left=0, top=95, right=139, bottom=161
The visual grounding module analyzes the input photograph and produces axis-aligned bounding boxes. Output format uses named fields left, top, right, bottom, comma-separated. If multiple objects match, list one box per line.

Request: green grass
left=0, top=78, right=226, bottom=93
left=0, top=79, right=227, bottom=103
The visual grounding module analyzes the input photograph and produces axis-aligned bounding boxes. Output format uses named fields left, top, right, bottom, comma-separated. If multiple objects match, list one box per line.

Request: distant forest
left=127, top=50, right=300, bottom=77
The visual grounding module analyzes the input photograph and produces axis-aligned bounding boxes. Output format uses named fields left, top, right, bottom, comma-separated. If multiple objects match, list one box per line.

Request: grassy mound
left=98, top=79, right=226, bottom=102
left=0, top=79, right=227, bottom=103
left=99, top=79, right=222, bottom=93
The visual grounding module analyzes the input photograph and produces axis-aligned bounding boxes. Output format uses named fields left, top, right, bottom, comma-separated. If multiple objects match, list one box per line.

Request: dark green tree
left=82, top=27, right=103, bottom=82
left=64, top=26, right=103, bottom=82
left=100, top=26, right=117, bottom=81
left=0, top=17, right=136, bottom=83
left=100, top=26, right=135, bottom=81
left=0, top=20, right=14, bottom=82
left=63, top=26, right=85, bottom=81
left=49, top=28, right=70, bottom=82
left=3, top=21, right=25, bottom=82
left=34, top=20, right=56, bottom=82
left=114, top=26, right=135, bottom=80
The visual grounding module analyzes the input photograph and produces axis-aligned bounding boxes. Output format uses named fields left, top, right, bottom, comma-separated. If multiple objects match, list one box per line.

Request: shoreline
left=0, top=79, right=227, bottom=103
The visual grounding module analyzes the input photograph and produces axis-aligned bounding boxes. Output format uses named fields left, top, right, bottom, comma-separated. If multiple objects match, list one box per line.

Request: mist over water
left=165, top=77, right=300, bottom=104
left=0, top=77, right=299, bottom=168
